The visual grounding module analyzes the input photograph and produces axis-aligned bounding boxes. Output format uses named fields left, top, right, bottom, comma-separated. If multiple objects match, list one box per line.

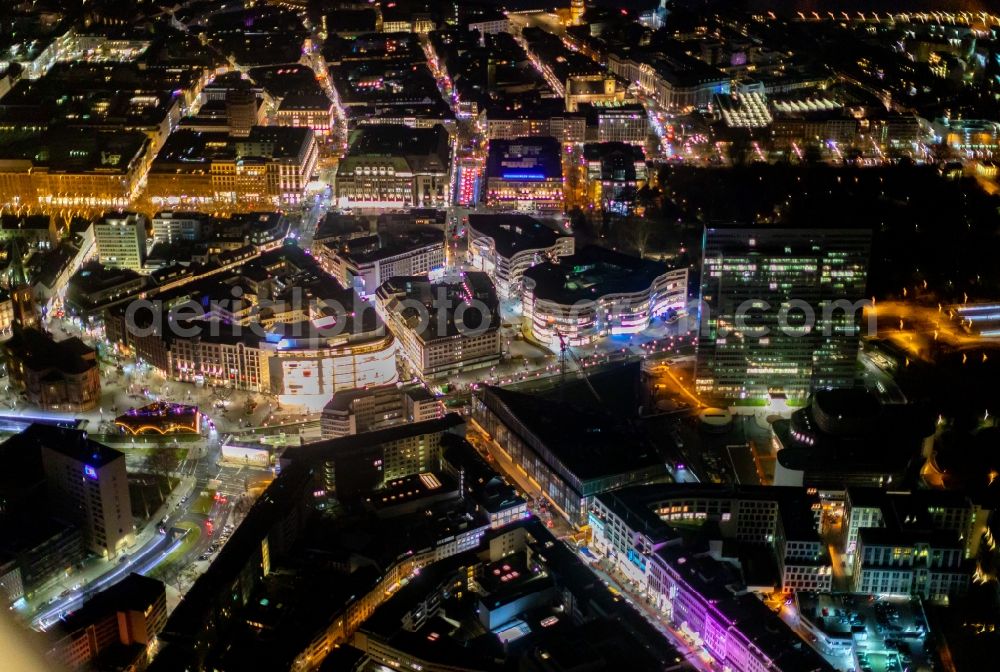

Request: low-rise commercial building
left=467, top=213, right=574, bottom=298
left=522, top=245, right=688, bottom=349
left=375, top=272, right=501, bottom=380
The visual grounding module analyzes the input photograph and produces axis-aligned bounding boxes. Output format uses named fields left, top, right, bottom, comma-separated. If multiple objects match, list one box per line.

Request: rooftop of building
left=478, top=386, right=663, bottom=483
left=4, top=327, right=98, bottom=377
left=486, top=136, right=563, bottom=181
left=596, top=483, right=823, bottom=544
left=314, top=213, right=369, bottom=241
left=467, top=214, right=568, bottom=259
left=58, top=573, right=164, bottom=634
left=245, top=64, right=325, bottom=100
left=813, top=388, right=882, bottom=424
left=522, top=245, right=672, bottom=305
left=773, top=395, right=933, bottom=478
left=0, top=127, right=149, bottom=172
left=326, top=59, right=442, bottom=107
left=277, top=93, right=333, bottom=112
left=377, top=272, right=501, bottom=340
left=323, top=383, right=434, bottom=414
left=283, top=414, right=465, bottom=465
left=370, top=472, right=457, bottom=512
left=153, top=211, right=213, bottom=223
left=152, top=126, right=313, bottom=167
left=68, top=262, right=145, bottom=293
left=583, top=141, right=646, bottom=162
left=343, top=123, right=450, bottom=161
left=346, top=100, right=456, bottom=123
left=323, top=32, right=426, bottom=65
left=331, top=227, right=442, bottom=265
left=0, top=214, right=52, bottom=233
left=486, top=98, right=579, bottom=121
left=441, top=434, right=525, bottom=516
left=2, top=423, right=122, bottom=469
left=577, top=101, right=647, bottom=122
left=857, top=526, right=965, bottom=550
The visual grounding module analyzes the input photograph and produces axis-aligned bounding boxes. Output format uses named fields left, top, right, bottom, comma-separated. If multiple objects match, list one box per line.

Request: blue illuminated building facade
left=485, top=137, right=564, bottom=212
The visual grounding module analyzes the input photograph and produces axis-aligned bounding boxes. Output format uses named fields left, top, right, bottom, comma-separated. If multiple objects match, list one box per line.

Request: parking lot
left=797, top=593, right=932, bottom=672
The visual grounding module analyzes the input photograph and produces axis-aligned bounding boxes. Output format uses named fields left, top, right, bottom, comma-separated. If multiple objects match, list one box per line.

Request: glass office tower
left=695, top=226, right=872, bottom=401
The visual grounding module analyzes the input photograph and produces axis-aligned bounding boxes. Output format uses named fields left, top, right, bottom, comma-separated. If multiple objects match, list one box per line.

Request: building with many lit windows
left=47, top=573, right=167, bottom=671
left=584, top=484, right=836, bottom=672
left=314, top=227, right=444, bottom=297
left=151, top=211, right=211, bottom=244
left=581, top=103, right=650, bottom=145
left=467, top=213, right=574, bottom=299
left=145, top=126, right=319, bottom=211
left=0, top=129, right=151, bottom=213
left=95, top=212, right=147, bottom=271
left=583, top=142, right=648, bottom=212
left=4, top=327, right=101, bottom=412
left=843, top=486, right=986, bottom=602
left=485, top=104, right=586, bottom=144
left=590, top=484, right=832, bottom=595
left=116, top=317, right=398, bottom=411
left=335, top=124, right=451, bottom=209
left=485, top=137, right=564, bottom=212
left=608, top=51, right=730, bottom=111
left=852, top=530, right=969, bottom=602
left=522, top=245, right=688, bottom=350
left=261, top=326, right=400, bottom=411
left=321, top=384, right=444, bottom=439
left=274, top=94, right=336, bottom=137
left=375, top=272, right=501, bottom=380
left=37, top=426, right=134, bottom=559
left=695, top=225, right=872, bottom=402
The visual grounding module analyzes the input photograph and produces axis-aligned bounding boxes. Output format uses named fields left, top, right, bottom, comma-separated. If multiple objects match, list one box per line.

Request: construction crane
left=555, top=329, right=602, bottom=405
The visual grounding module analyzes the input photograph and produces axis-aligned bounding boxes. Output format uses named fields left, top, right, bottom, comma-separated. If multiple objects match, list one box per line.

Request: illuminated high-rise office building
left=695, top=225, right=872, bottom=402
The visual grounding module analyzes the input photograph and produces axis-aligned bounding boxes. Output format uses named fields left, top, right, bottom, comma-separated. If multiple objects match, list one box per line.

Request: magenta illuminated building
left=590, top=484, right=834, bottom=672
